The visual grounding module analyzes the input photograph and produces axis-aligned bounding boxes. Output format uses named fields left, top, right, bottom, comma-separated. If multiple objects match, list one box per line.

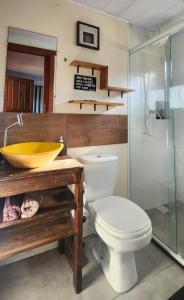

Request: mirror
left=4, top=27, right=57, bottom=113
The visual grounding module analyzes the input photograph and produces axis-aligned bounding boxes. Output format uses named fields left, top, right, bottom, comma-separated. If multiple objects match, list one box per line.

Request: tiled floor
left=147, top=201, right=184, bottom=257
left=0, top=236, right=183, bottom=300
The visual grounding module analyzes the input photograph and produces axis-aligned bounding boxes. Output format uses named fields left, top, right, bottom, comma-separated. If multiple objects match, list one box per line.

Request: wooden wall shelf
left=70, top=60, right=106, bottom=75
left=0, top=156, right=84, bottom=294
left=68, top=100, right=125, bottom=111
left=70, top=60, right=135, bottom=97
left=103, top=86, right=135, bottom=97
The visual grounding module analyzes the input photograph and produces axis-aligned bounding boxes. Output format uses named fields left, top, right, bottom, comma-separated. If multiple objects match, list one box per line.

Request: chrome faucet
left=149, top=109, right=162, bottom=119
left=4, top=113, right=23, bottom=147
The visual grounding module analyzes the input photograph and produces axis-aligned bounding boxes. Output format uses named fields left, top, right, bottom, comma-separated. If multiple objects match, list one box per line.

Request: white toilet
left=80, top=154, right=152, bottom=293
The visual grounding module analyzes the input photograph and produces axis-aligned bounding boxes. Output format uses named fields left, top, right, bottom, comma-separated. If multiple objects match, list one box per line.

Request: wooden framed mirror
left=4, top=28, right=57, bottom=113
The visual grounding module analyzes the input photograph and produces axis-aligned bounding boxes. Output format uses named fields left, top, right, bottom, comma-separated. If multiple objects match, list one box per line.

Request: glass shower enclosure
left=129, top=27, right=184, bottom=263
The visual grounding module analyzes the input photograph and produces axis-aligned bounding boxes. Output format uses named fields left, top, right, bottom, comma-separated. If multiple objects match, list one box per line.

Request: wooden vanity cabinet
left=0, top=156, right=84, bottom=293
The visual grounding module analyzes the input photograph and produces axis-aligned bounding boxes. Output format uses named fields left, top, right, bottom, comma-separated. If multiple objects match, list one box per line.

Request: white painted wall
left=0, top=0, right=129, bottom=195
left=0, top=0, right=128, bottom=115
left=0, top=0, right=130, bottom=264
left=128, top=25, right=153, bottom=50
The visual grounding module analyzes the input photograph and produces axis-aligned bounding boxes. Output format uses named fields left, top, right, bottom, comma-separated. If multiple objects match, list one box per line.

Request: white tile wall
left=129, top=39, right=175, bottom=210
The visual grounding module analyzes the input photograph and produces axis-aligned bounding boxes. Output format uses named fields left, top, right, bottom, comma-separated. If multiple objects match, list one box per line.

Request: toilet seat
left=93, top=196, right=152, bottom=239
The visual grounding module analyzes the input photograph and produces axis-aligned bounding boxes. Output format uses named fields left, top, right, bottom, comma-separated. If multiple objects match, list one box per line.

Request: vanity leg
left=58, top=239, right=65, bottom=254
left=73, top=169, right=84, bottom=293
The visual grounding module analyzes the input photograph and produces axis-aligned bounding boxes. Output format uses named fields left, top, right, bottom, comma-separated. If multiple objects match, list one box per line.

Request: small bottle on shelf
left=59, top=136, right=67, bottom=156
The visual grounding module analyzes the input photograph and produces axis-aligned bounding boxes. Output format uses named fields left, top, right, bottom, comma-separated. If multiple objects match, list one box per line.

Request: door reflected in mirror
left=4, top=27, right=57, bottom=113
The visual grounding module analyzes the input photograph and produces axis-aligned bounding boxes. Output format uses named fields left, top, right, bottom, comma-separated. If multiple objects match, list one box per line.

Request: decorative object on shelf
left=59, top=136, right=67, bottom=156
left=3, top=197, right=21, bottom=222
left=21, top=191, right=42, bottom=219
left=77, top=21, right=100, bottom=50
left=74, top=75, right=96, bottom=92
left=70, top=60, right=135, bottom=97
left=68, top=100, right=125, bottom=111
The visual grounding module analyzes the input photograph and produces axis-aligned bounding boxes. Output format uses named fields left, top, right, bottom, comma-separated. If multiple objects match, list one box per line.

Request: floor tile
left=114, top=268, right=179, bottom=300
left=0, top=237, right=181, bottom=300
left=144, top=241, right=174, bottom=270
left=135, top=246, right=161, bottom=283
left=159, top=263, right=184, bottom=289
left=81, top=237, right=118, bottom=300
left=139, top=270, right=179, bottom=300
left=112, top=283, right=151, bottom=300
left=0, top=249, right=82, bottom=300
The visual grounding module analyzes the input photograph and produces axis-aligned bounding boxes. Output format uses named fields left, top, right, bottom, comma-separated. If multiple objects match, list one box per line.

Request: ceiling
left=72, top=0, right=184, bottom=30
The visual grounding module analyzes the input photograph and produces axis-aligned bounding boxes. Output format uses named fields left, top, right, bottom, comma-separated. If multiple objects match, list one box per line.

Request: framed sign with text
left=74, top=74, right=96, bottom=91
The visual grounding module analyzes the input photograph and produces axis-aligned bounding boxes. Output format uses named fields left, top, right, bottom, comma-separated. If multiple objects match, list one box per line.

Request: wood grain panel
left=66, top=114, right=127, bottom=147
left=100, top=66, right=109, bottom=89
left=0, top=113, right=67, bottom=146
left=0, top=113, right=128, bottom=148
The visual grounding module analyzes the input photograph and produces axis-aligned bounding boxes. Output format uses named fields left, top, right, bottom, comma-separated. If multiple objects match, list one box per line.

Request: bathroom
left=0, top=0, right=184, bottom=299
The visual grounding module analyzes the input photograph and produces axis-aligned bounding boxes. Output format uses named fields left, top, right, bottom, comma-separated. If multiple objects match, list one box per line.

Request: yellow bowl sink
left=0, top=142, right=64, bottom=169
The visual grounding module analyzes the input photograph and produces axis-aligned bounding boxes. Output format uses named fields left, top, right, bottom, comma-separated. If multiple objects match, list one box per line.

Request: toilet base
left=92, top=237, right=138, bottom=293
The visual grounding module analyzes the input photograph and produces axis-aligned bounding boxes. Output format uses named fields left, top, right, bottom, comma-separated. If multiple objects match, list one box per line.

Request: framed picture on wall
left=77, top=21, right=100, bottom=50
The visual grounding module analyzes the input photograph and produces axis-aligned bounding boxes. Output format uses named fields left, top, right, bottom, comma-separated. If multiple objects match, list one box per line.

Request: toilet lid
left=93, top=196, right=151, bottom=236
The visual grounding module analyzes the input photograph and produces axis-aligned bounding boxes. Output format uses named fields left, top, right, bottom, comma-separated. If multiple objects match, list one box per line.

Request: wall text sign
left=74, top=75, right=96, bottom=91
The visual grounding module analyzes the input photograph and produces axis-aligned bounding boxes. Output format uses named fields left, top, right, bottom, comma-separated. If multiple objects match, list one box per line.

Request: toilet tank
left=80, top=154, right=118, bottom=202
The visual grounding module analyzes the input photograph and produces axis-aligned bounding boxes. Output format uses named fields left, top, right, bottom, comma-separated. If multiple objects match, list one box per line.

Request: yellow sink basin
left=0, top=142, right=64, bottom=169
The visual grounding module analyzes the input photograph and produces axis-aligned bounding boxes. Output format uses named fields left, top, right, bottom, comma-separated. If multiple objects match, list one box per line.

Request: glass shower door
left=129, top=38, right=177, bottom=252
left=170, top=28, right=184, bottom=257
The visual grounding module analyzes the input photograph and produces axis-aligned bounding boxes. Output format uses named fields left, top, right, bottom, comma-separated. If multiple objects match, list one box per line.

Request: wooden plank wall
left=0, top=113, right=128, bottom=148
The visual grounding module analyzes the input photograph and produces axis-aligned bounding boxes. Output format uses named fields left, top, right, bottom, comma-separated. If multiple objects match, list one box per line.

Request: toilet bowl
left=91, top=196, right=152, bottom=292
left=80, top=154, right=152, bottom=293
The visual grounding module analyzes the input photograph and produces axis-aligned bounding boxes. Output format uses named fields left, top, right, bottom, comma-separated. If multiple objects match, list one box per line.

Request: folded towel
left=3, top=197, right=21, bottom=222
left=21, top=192, right=42, bottom=219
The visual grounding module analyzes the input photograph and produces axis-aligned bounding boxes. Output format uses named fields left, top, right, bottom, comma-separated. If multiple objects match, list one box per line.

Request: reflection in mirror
left=4, top=27, right=57, bottom=113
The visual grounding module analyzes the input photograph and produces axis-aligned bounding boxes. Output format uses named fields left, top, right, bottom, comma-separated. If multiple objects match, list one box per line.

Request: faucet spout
left=3, top=113, right=24, bottom=147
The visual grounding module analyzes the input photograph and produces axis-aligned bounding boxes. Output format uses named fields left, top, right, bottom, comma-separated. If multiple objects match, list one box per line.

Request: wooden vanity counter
left=0, top=156, right=84, bottom=293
